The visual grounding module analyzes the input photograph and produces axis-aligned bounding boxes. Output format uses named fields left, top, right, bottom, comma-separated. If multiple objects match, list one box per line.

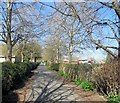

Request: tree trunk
left=6, top=2, right=13, bottom=62
left=117, top=19, right=120, bottom=60
left=21, top=52, right=24, bottom=62
left=6, top=42, right=12, bottom=62
left=69, top=43, right=72, bottom=64
left=113, top=0, right=120, bottom=59
left=57, top=48, right=60, bottom=63
left=117, top=24, right=120, bottom=60
left=34, top=57, right=37, bottom=62
left=118, top=21, right=120, bottom=90
left=118, top=40, right=120, bottom=59
left=68, top=19, right=75, bottom=64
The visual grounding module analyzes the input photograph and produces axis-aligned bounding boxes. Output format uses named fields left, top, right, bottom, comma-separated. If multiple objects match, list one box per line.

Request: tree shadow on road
left=25, top=79, right=76, bottom=103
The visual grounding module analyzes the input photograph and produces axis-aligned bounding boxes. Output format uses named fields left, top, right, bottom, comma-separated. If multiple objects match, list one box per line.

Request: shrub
left=61, top=63, right=94, bottom=81
left=32, top=62, right=40, bottom=70
left=2, top=62, right=16, bottom=93
left=58, top=70, right=64, bottom=76
left=94, top=62, right=120, bottom=95
left=50, top=63, right=60, bottom=71
left=58, top=64, right=96, bottom=91
left=73, top=79, right=95, bottom=91
left=19, top=63, right=29, bottom=77
left=58, top=70, right=69, bottom=78
left=74, top=79, right=82, bottom=86
left=80, top=81, right=95, bottom=91
left=2, top=62, right=39, bottom=94
left=107, top=94, right=120, bottom=103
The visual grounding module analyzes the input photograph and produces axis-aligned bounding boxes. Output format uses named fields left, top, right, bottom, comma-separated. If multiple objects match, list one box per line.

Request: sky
left=78, top=49, right=106, bottom=62
left=38, top=2, right=117, bottom=62
left=0, top=0, right=115, bottom=2
left=0, top=1, right=118, bottom=62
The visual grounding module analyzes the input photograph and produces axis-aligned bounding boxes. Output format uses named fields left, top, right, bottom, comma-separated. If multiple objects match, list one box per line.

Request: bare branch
left=39, top=2, right=72, bottom=17
left=89, top=34, right=117, bottom=58
left=99, top=2, right=113, bottom=8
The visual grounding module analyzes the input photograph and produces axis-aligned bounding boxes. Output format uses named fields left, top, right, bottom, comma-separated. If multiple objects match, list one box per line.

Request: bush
left=80, top=81, right=95, bottom=91
left=107, top=94, right=120, bottom=103
left=2, top=62, right=16, bottom=93
left=2, top=62, right=39, bottom=94
left=74, top=79, right=82, bottom=86
left=58, top=70, right=69, bottom=78
left=61, top=63, right=94, bottom=81
left=94, top=62, right=120, bottom=95
left=73, top=79, right=95, bottom=91
left=50, top=63, right=60, bottom=71
left=56, top=64, right=96, bottom=91
left=31, top=62, right=40, bottom=70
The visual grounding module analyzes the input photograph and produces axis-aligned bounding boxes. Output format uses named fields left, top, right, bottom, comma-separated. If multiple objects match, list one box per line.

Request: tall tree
left=2, top=2, right=13, bottom=61
left=98, top=0, right=120, bottom=59
left=43, top=34, right=67, bottom=64
left=66, top=1, right=120, bottom=59
left=46, top=3, right=86, bottom=63
left=0, top=2, right=43, bottom=62
left=14, top=41, right=42, bottom=62
left=40, top=1, right=120, bottom=60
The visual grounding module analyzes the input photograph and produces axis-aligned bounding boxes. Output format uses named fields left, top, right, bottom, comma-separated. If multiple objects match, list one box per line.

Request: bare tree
left=60, top=17, right=84, bottom=63
left=66, top=1, right=120, bottom=60
left=97, top=0, right=120, bottom=59
left=1, top=2, right=13, bottom=61
left=44, top=3, right=88, bottom=63
left=13, top=41, right=42, bottom=62
left=40, top=1, right=120, bottom=60
left=0, top=2, right=43, bottom=62
left=43, top=33, right=67, bottom=64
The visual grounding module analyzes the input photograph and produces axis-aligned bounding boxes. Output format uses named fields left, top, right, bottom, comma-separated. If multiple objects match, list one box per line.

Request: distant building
left=0, top=55, right=6, bottom=63
left=63, top=59, right=69, bottom=64
left=0, top=44, right=15, bottom=63
left=78, top=60, right=86, bottom=64
left=63, top=57, right=95, bottom=64
left=0, top=55, right=15, bottom=63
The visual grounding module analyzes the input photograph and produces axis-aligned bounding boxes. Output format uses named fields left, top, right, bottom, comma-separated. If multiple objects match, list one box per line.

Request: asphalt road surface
left=25, top=65, right=82, bottom=102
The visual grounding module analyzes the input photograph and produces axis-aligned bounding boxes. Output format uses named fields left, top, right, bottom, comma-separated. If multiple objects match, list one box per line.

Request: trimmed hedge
left=2, top=62, right=39, bottom=94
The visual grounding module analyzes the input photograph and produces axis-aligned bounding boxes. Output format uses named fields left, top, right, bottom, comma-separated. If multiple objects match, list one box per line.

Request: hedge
left=94, top=62, right=120, bottom=95
left=50, top=63, right=60, bottom=71
left=2, top=62, right=39, bottom=94
left=60, top=63, right=95, bottom=81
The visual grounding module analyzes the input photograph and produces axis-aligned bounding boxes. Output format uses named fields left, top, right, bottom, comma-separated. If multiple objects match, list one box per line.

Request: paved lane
left=25, top=65, right=82, bottom=102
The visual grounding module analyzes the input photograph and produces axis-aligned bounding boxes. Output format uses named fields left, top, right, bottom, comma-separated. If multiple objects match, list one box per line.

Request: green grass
left=74, top=79, right=82, bottom=86
left=73, top=79, right=95, bottom=91
left=51, top=63, right=119, bottom=102
left=51, top=63, right=95, bottom=91
left=80, top=81, right=95, bottom=91
left=107, top=94, right=120, bottom=103
left=57, top=70, right=95, bottom=91
left=58, top=70, right=69, bottom=78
